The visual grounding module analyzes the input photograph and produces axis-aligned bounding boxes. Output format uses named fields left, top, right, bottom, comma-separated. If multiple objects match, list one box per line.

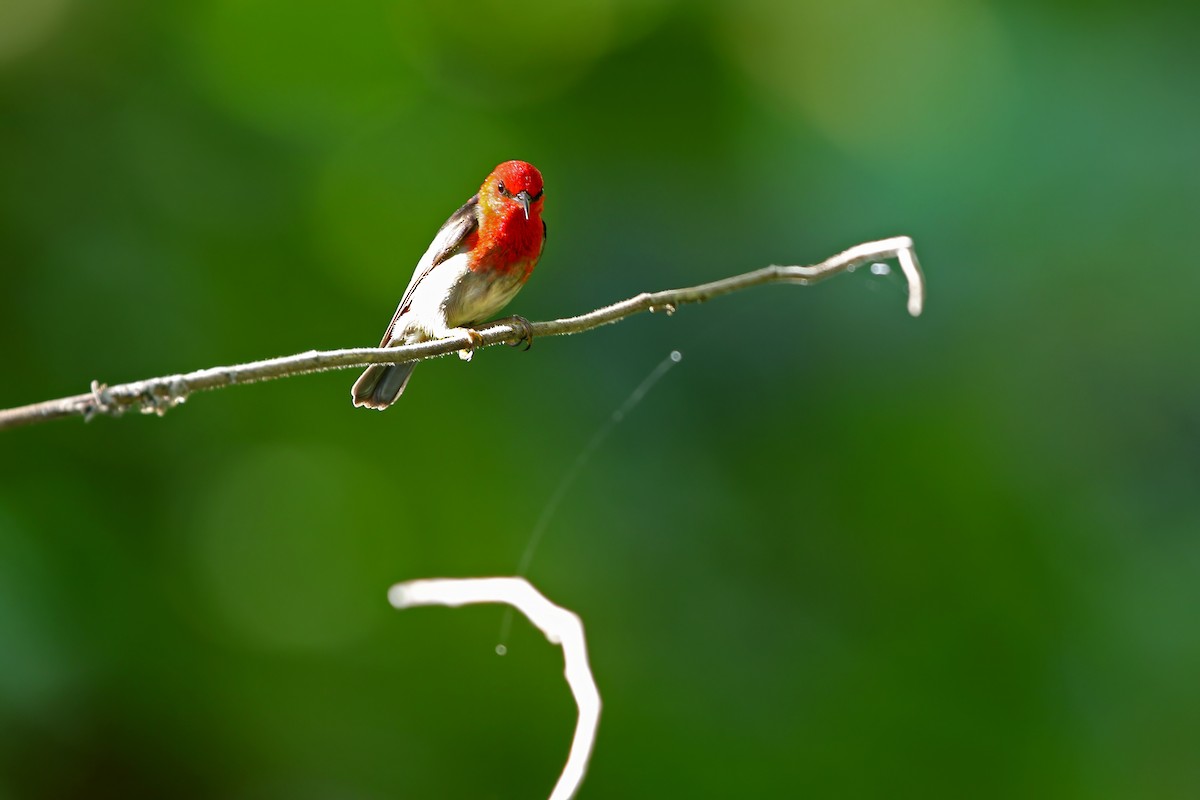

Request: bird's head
left=481, top=160, right=544, bottom=221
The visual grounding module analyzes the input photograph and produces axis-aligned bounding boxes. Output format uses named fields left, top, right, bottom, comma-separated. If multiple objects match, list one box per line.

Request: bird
left=351, top=160, right=546, bottom=410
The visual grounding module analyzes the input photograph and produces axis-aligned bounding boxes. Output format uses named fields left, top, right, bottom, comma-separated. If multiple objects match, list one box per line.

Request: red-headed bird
left=351, top=160, right=546, bottom=409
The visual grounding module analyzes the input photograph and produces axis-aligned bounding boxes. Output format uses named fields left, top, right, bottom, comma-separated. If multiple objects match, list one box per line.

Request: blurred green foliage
left=2, top=0, right=1199, bottom=797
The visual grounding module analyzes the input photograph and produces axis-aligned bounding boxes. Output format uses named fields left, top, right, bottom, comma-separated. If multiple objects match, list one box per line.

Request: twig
left=388, top=577, right=600, bottom=800
left=0, top=236, right=924, bottom=431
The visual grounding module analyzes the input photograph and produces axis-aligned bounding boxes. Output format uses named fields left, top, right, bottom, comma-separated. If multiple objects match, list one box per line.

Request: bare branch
left=0, top=236, right=924, bottom=431
left=388, top=577, right=600, bottom=800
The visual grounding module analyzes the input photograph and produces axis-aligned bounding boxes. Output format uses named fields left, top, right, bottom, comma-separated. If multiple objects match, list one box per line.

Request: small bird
left=351, top=160, right=546, bottom=409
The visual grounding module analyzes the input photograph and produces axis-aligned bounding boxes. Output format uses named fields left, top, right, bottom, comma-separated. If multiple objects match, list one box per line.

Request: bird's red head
left=481, top=160, right=544, bottom=221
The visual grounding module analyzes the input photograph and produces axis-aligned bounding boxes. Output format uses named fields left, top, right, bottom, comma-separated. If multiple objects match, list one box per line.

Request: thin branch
left=0, top=236, right=924, bottom=431
left=388, top=577, right=600, bottom=800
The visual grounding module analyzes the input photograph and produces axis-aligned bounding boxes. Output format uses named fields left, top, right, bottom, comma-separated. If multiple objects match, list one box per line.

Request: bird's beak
left=516, top=190, right=532, bottom=220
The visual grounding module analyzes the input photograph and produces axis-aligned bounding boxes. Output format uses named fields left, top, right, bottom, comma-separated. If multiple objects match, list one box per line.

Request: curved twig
left=388, top=577, right=600, bottom=800
left=0, top=236, right=924, bottom=430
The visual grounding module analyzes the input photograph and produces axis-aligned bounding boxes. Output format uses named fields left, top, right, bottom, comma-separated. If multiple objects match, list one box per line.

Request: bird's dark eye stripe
left=497, top=182, right=542, bottom=201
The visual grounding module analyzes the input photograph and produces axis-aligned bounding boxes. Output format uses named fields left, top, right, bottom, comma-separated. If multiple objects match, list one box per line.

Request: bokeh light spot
left=0, top=508, right=75, bottom=710
left=0, top=0, right=71, bottom=63
left=719, top=0, right=1016, bottom=163
left=390, top=0, right=618, bottom=106
left=190, top=446, right=379, bottom=651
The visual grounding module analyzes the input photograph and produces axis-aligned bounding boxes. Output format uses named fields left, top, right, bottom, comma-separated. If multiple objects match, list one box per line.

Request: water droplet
left=870, top=262, right=891, bottom=276
left=495, top=644, right=507, bottom=656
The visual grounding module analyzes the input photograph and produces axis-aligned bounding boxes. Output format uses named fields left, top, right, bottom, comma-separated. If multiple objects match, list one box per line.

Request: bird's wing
left=379, top=195, right=480, bottom=346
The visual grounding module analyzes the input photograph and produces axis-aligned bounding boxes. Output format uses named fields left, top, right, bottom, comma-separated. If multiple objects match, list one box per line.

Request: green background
left=2, top=0, right=1198, bottom=797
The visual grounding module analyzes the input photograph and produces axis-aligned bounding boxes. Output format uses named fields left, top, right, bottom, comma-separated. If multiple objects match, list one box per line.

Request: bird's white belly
left=447, top=265, right=527, bottom=326
left=398, top=253, right=527, bottom=341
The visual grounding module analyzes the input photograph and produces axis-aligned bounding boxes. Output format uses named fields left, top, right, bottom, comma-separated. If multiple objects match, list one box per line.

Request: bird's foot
left=499, top=315, right=535, bottom=351
left=444, top=327, right=485, bottom=361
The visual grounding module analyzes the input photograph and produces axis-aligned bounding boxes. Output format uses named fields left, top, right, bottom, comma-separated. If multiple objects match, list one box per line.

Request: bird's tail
left=351, top=362, right=416, bottom=410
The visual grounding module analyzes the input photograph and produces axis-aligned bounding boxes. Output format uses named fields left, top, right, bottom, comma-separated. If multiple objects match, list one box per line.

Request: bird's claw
left=502, top=315, right=535, bottom=351
left=444, top=327, right=485, bottom=361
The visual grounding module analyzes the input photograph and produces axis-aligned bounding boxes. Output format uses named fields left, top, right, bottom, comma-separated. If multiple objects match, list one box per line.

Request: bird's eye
left=497, top=180, right=507, bottom=196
